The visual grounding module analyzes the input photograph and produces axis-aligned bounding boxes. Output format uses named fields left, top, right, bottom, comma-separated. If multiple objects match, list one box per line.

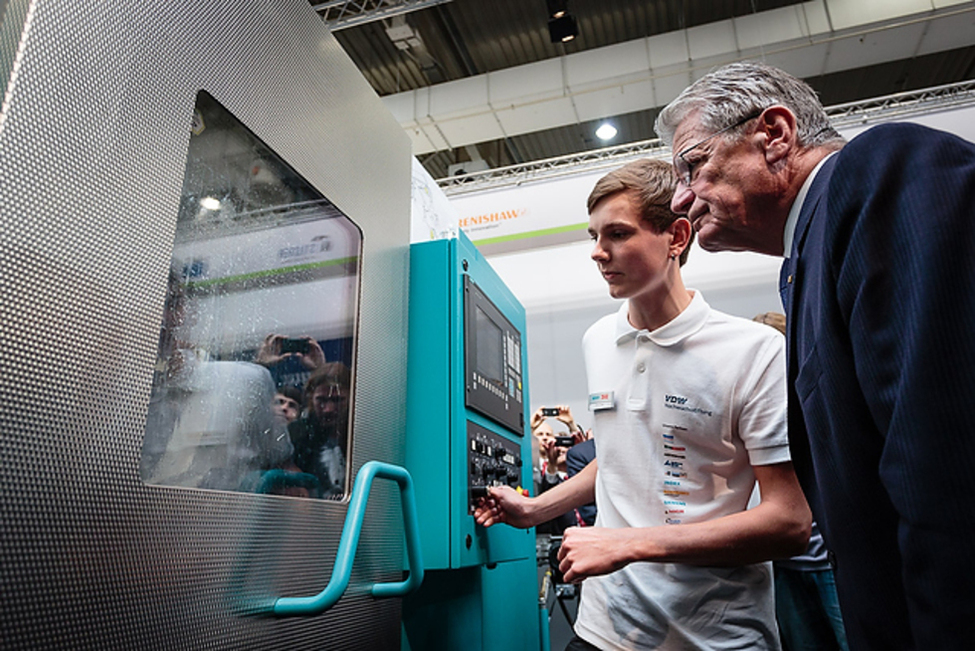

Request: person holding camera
left=532, top=406, right=585, bottom=477
left=255, top=333, right=326, bottom=372
left=475, top=159, right=811, bottom=651
left=532, top=406, right=591, bottom=535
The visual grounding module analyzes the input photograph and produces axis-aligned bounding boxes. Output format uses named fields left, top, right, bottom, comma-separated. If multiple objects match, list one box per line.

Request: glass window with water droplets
left=140, top=90, right=360, bottom=500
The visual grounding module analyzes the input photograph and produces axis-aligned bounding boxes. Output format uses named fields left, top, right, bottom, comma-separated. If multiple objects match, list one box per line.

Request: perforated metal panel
left=0, top=0, right=411, bottom=648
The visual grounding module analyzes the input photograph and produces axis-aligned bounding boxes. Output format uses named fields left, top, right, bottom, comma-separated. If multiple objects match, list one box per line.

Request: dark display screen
left=475, top=306, right=504, bottom=386
left=464, top=276, right=524, bottom=435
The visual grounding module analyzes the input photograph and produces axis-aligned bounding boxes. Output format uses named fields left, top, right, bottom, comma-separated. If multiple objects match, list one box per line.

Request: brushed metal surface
left=0, top=0, right=411, bottom=648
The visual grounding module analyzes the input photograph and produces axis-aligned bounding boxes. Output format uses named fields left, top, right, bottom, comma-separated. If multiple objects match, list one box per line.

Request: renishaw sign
left=458, top=208, right=526, bottom=230
left=451, top=168, right=601, bottom=244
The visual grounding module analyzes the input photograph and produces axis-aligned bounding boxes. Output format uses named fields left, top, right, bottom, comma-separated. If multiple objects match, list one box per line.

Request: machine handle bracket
left=273, top=460, right=424, bottom=616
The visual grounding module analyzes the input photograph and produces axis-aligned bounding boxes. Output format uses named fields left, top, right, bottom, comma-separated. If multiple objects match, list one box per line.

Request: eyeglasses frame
left=674, top=109, right=765, bottom=186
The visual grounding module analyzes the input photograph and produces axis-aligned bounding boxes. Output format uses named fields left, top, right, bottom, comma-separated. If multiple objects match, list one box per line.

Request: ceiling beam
left=314, top=0, right=454, bottom=31
left=382, top=0, right=975, bottom=154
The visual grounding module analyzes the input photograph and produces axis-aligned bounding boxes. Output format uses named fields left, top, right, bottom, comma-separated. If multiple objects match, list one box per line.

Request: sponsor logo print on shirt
left=663, top=394, right=713, bottom=418
left=661, top=428, right=690, bottom=523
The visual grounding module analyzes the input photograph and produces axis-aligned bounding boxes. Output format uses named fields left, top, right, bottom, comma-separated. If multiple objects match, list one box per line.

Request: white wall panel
left=567, top=40, right=650, bottom=87
left=429, top=75, right=489, bottom=119
left=825, top=0, right=932, bottom=30
left=572, top=79, right=656, bottom=122
left=799, top=1, right=833, bottom=33
left=735, top=6, right=815, bottom=51
left=382, top=90, right=417, bottom=124
left=646, top=31, right=691, bottom=68
left=494, top=96, right=578, bottom=135
left=404, top=126, right=435, bottom=153
left=436, top=111, right=505, bottom=149
left=687, top=21, right=739, bottom=60
left=761, top=41, right=830, bottom=79
left=823, top=22, right=928, bottom=73
left=917, top=11, right=975, bottom=55
left=488, top=58, right=565, bottom=104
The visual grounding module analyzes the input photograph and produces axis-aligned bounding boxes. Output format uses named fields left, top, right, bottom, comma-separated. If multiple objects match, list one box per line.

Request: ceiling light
left=546, top=0, right=567, bottom=18
left=200, top=196, right=221, bottom=210
left=548, top=14, right=578, bottom=43
left=595, top=122, right=618, bottom=141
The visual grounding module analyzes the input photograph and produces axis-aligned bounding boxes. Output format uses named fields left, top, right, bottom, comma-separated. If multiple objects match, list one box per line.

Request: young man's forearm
left=528, top=458, right=597, bottom=525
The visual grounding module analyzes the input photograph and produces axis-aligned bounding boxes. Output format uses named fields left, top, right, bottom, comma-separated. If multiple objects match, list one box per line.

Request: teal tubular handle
left=273, top=461, right=424, bottom=616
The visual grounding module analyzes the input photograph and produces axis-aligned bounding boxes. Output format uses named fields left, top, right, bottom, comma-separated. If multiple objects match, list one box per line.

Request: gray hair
left=654, top=61, right=844, bottom=150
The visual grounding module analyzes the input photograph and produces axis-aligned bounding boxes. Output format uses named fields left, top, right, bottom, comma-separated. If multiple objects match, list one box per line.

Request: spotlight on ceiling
left=595, top=122, right=618, bottom=141
left=548, top=14, right=578, bottom=43
left=546, top=0, right=568, bottom=19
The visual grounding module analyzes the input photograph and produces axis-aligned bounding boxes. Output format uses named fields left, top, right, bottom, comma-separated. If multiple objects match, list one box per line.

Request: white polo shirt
left=575, top=290, right=789, bottom=651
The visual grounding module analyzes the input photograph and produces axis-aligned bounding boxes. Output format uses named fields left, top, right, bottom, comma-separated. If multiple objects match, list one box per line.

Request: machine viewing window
left=464, top=276, right=524, bottom=435
left=140, top=90, right=361, bottom=500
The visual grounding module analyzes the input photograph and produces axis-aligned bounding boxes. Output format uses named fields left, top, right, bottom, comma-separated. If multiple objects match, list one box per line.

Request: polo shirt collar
left=615, top=290, right=709, bottom=347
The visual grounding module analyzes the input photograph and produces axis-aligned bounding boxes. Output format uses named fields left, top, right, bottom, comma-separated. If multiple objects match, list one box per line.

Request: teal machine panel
left=405, top=232, right=534, bottom=569
left=404, top=232, right=541, bottom=651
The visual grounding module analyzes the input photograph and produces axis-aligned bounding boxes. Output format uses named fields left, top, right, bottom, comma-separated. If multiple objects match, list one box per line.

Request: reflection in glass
left=141, top=90, right=360, bottom=499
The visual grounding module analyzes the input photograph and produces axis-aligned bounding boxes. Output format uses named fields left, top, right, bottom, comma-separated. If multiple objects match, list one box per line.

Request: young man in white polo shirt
left=474, top=159, right=811, bottom=650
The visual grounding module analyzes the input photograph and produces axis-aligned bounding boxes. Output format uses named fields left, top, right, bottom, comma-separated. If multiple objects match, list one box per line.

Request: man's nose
left=671, top=181, right=695, bottom=215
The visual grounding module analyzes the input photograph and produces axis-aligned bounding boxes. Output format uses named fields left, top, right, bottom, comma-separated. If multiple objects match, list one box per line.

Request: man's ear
left=668, top=217, right=692, bottom=257
left=758, top=106, right=797, bottom=166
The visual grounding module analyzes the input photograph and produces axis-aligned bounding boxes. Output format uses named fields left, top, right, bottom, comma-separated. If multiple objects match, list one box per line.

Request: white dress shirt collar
left=783, top=151, right=838, bottom=259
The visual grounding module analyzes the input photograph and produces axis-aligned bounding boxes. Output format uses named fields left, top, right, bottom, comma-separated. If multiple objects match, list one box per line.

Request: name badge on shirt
left=589, top=391, right=615, bottom=411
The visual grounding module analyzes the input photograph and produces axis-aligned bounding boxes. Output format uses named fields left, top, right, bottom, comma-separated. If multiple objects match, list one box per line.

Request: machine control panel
left=467, top=421, right=523, bottom=511
left=464, top=276, right=525, bottom=435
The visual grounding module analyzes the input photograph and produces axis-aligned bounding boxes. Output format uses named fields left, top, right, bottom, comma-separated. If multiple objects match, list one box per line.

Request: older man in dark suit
left=656, top=61, right=975, bottom=650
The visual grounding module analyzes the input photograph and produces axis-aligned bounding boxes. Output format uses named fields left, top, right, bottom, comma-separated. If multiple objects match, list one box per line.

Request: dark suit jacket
left=780, top=123, right=975, bottom=650
left=566, top=438, right=596, bottom=525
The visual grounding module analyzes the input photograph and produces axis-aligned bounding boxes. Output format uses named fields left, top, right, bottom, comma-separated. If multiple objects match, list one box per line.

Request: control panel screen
left=475, top=306, right=504, bottom=386
left=464, top=276, right=524, bottom=435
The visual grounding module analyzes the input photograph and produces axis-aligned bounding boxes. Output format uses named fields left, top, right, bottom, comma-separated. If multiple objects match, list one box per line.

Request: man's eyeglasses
left=674, top=110, right=764, bottom=186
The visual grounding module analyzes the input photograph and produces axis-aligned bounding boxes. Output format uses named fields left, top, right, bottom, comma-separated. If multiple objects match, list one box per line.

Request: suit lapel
left=781, top=153, right=838, bottom=495
left=781, top=153, right=839, bottom=321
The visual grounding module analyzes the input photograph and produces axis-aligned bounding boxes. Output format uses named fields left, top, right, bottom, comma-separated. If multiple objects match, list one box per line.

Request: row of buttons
left=470, top=438, right=522, bottom=467
left=506, top=334, right=521, bottom=373
left=474, top=372, right=508, bottom=400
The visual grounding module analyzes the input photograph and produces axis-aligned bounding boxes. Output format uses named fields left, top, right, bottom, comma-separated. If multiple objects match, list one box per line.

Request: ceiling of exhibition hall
left=313, top=0, right=975, bottom=180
